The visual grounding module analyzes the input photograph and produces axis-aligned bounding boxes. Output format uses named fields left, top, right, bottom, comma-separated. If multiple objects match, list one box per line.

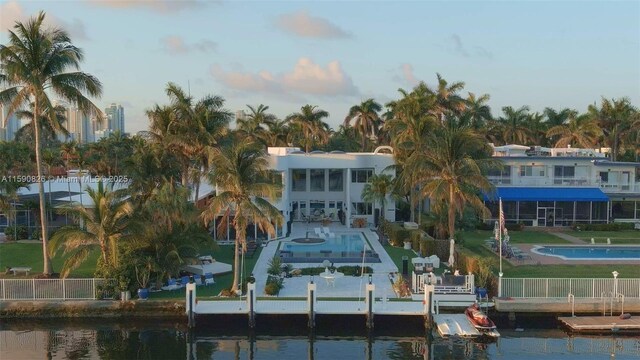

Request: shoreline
left=0, top=300, right=186, bottom=319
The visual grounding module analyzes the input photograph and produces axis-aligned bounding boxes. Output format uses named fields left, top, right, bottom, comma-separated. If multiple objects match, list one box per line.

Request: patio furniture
left=180, top=276, right=190, bottom=286
left=161, top=278, right=181, bottom=291
left=319, top=269, right=344, bottom=287
left=204, top=272, right=215, bottom=285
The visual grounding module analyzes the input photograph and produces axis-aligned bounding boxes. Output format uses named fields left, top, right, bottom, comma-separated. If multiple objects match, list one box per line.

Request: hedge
left=572, top=223, right=636, bottom=231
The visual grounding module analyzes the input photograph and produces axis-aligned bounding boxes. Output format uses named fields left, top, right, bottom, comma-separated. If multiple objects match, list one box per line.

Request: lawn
left=0, top=242, right=99, bottom=278
left=383, top=244, right=417, bottom=272
left=148, top=245, right=263, bottom=300
left=462, top=230, right=569, bottom=245
left=565, top=230, right=640, bottom=244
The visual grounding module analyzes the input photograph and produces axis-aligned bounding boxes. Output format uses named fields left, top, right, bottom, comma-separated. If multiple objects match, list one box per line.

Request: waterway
left=1, top=316, right=639, bottom=359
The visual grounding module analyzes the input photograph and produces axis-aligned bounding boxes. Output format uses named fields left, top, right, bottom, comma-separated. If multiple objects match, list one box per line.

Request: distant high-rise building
left=63, top=107, right=94, bottom=143
left=0, top=104, right=20, bottom=141
left=105, top=104, right=125, bottom=134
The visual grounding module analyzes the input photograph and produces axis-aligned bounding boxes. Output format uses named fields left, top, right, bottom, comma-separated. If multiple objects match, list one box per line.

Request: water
left=533, top=245, right=640, bottom=260
left=281, top=234, right=368, bottom=254
left=1, top=317, right=639, bottom=359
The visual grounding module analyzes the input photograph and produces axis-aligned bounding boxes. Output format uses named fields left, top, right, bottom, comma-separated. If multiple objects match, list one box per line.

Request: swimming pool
left=532, top=245, right=640, bottom=260
left=278, top=233, right=380, bottom=263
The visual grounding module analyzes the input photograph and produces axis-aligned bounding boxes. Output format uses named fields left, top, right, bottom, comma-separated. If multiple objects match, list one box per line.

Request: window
left=352, top=202, right=373, bottom=215
left=488, top=166, right=511, bottom=177
left=329, top=169, right=344, bottom=191
left=599, top=171, right=609, bottom=183
left=554, top=166, right=575, bottom=178
left=310, top=169, right=325, bottom=191
left=519, top=165, right=545, bottom=177
left=351, top=169, right=374, bottom=183
left=292, top=169, right=306, bottom=191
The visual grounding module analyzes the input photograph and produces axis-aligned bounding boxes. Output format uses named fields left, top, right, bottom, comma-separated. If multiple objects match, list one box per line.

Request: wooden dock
left=559, top=316, right=640, bottom=333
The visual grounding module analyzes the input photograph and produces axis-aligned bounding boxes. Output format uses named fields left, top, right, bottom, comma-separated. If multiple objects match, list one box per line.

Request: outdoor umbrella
left=448, top=239, right=455, bottom=268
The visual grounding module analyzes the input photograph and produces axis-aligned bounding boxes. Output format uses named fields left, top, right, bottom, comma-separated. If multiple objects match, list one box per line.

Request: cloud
left=0, top=1, right=88, bottom=40
left=449, top=34, right=492, bottom=59
left=211, top=57, right=358, bottom=97
left=392, top=63, right=419, bottom=87
left=90, top=0, right=207, bottom=13
left=160, top=35, right=216, bottom=54
left=275, top=11, right=350, bottom=39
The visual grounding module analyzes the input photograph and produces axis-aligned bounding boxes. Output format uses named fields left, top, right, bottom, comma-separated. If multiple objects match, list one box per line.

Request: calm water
left=1, top=317, right=639, bottom=360
left=534, top=245, right=640, bottom=260
left=282, top=234, right=367, bottom=254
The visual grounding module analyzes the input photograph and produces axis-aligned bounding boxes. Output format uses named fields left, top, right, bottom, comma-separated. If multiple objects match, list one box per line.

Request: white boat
left=181, top=256, right=232, bottom=276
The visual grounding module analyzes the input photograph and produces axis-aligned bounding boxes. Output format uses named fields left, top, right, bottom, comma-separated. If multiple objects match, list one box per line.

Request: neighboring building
left=105, top=103, right=125, bottom=134
left=94, top=129, right=113, bottom=141
left=485, top=144, right=640, bottom=226
left=64, top=107, right=95, bottom=143
left=210, top=146, right=396, bottom=241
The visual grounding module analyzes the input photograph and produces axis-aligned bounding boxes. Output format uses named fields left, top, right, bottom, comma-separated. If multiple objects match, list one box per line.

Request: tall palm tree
left=432, top=73, right=466, bottom=121
left=0, top=12, right=103, bottom=275
left=201, top=142, right=283, bottom=294
left=361, top=173, right=394, bottom=226
left=265, top=118, right=290, bottom=147
left=14, top=104, right=69, bottom=146
left=461, top=92, right=492, bottom=131
left=546, top=114, right=603, bottom=148
left=238, top=104, right=276, bottom=147
left=588, top=97, right=636, bottom=161
left=344, top=98, right=382, bottom=151
left=285, top=105, right=330, bottom=153
left=496, top=106, right=531, bottom=145
left=49, top=182, right=134, bottom=277
left=407, top=121, right=495, bottom=239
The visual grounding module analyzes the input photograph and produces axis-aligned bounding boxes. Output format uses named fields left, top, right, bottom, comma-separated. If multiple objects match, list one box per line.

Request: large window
left=351, top=169, right=374, bottom=183
left=599, top=171, right=609, bottom=183
left=292, top=169, right=306, bottom=191
left=310, top=169, right=325, bottom=191
left=612, top=201, right=635, bottom=219
left=519, top=165, right=545, bottom=177
left=554, top=166, right=575, bottom=178
left=352, top=202, right=373, bottom=215
left=329, top=169, right=344, bottom=191
left=518, top=201, right=537, bottom=220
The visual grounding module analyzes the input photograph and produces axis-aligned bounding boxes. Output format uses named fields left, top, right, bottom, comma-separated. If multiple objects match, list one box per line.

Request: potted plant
left=135, top=257, right=154, bottom=300
left=118, top=276, right=130, bottom=302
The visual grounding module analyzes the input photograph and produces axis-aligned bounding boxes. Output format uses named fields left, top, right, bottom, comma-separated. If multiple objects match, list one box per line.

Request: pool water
left=281, top=233, right=368, bottom=253
left=533, top=245, right=640, bottom=260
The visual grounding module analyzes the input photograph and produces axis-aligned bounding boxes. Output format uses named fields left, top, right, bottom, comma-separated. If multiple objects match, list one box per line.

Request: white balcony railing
left=488, top=176, right=639, bottom=193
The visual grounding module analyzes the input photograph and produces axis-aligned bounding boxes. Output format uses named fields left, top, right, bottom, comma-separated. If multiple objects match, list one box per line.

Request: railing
left=0, top=278, right=116, bottom=301
left=487, top=176, right=639, bottom=192
left=500, top=278, right=640, bottom=298
left=412, top=273, right=474, bottom=294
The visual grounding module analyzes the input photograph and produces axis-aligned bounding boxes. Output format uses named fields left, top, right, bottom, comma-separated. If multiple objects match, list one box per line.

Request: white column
left=346, top=168, right=352, bottom=228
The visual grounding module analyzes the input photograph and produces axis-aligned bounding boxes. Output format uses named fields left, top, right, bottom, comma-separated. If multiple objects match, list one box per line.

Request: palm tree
left=265, top=118, right=290, bottom=147
left=0, top=12, right=103, bottom=275
left=201, top=142, right=283, bottom=294
left=238, top=104, right=276, bottom=147
left=546, top=114, right=603, bottom=148
left=432, top=73, right=466, bottom=121
left=285, top=105, right=330, bottom=153
left=496, top=106, right=531, bottom=145
left=361, top=173, right=394, bottom=226
left=344, top=98, right=382, bottom=151
left=461, top=92, right=492, bottom=131
left=588, top=97, right=636, bottom=161
left=14, top=104, right=69, bottom=146
left=49, top=182, right=134, bottom=277
left=407, top=121, right=495, bottom=240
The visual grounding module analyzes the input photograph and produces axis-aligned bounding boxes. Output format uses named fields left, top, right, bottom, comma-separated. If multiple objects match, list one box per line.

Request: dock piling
left=424, top=284, right=435, bottom=330
left=308, top=280, right=316, bottom=328
left=366, top=282, right=375, bottom=329
left=247, top=282, right=256, bottom=328
left=186, top=281, right=197, bottom=328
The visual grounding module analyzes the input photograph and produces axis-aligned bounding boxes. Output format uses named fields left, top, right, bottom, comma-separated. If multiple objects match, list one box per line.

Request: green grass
left=565, top=230, right=639, bottom=244
left=149, top=245, right=263, bottom=300
left=462, top=230, right=569, bottom=245
left=382, top=244, right=416, bottom=272
left=0, top=242, right=99, bottom=278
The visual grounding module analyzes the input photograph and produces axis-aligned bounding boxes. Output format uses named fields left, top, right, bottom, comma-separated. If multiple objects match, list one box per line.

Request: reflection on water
left=1, top=318, right=639, bottom=360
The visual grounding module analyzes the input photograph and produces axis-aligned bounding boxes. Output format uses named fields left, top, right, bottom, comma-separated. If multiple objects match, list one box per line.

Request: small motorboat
left=465, top=303, right=497, bottom=330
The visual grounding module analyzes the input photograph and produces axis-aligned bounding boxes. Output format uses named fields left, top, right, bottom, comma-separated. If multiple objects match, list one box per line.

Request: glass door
left=537, top=208, right=547, bottom=227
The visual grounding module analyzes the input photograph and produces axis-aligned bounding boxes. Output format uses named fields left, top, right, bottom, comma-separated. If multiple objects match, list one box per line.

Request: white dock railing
left=0, top=278, right=116, bottom=301
left=500, top=278, right=640, bottom=298
left=412, top=273, right=475, bottom=294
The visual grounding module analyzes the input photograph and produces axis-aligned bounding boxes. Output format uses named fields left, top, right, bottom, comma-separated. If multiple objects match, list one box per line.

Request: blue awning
left=485, top=187, right=609, bottom=202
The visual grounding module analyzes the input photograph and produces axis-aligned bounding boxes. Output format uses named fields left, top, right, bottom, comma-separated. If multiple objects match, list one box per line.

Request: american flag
left=499, top=198, right=505, bottom=233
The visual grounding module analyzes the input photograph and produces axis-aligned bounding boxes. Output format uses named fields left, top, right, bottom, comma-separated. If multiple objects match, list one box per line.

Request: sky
left=1, top=0, right=639, bottom=134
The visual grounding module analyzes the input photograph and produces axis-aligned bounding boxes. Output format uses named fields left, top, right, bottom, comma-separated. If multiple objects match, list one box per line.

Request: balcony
left=489, top=176, right=640, bottom=193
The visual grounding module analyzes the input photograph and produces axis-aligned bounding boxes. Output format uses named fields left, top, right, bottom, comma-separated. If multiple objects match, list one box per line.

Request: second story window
left=599, top=171, right=609, bottom=183
left=519, top=165, right=545, bottom=177
left=351, top=169, right=374, bottom=183
left=554, top=166, right=575, bottom=178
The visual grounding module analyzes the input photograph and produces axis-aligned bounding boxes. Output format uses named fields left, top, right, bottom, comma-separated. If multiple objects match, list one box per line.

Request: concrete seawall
left=0, top=300, right=186, bottom=319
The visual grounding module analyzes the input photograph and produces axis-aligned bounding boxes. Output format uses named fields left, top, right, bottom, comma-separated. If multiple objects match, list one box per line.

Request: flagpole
left=498, top=197, right=503, bottom=297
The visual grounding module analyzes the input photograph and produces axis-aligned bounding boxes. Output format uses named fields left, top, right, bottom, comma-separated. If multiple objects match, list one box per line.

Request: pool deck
left=253, top=223, right=400, bottom=297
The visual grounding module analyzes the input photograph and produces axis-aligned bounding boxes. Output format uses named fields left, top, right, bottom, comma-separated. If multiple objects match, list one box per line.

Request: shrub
left=505, top=223, right=524, bottom=231
left=4, top=225, right=28, bottom=241
left=300, top=267, right=325, bottom=276
left=386, top=223, right=409, bottom=247
left=337, top=265, right=373, bottom=276
left=476, top=222, right=494, bottom=231
left=267, top=256, right=282, bottom=276
left=572, top=223, right=635, bottom=231
left=264, top=275, right=284, bottom=296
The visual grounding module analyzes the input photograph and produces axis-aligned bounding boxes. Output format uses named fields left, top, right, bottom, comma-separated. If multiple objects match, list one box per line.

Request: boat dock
left=559, top=316, right=640, bottom=334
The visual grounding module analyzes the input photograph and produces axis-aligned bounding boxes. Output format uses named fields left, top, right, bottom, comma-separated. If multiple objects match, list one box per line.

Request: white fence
left=500, top=278, right=640, bottom=298
left=0, top=278, right=116, bottom=301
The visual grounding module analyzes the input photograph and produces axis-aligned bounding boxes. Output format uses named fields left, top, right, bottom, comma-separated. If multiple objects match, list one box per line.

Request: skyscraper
left=0, top=104, right=20, bottom=141
left=104, top=103, right=125, bottom=134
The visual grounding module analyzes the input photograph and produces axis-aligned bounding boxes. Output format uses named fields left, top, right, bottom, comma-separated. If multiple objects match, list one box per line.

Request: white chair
left=322, top=227, right=331, bottom=234
left=204, top=273, right=215, bottom=285
left=591, top=238, right=595, bottom=244
left=607, top=238, right=611, bottom=245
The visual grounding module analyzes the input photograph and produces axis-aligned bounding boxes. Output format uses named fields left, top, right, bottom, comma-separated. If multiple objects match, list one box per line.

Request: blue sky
left=1, top=0, right=639, bottom=133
